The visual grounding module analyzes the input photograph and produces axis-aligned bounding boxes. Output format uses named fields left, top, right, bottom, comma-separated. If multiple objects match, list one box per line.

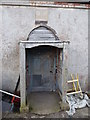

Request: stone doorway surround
left=19, top=25, right=70, bottom=112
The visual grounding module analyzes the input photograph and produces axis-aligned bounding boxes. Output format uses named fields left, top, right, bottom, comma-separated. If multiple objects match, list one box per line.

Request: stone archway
left=19, top=25, right=69, bottom=112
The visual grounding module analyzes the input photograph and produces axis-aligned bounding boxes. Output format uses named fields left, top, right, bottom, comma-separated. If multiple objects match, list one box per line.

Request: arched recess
left=27, top=25, right=59, bottom=41
left=19, top=25, right=69, bottom=112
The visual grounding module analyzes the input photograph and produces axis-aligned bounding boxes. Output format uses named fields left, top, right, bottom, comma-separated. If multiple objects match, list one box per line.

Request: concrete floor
left=2, top=92, right=90, bottom=118
left=2, top=107, right=90, bottom=118
left=27, top=92, right=61, bottom=114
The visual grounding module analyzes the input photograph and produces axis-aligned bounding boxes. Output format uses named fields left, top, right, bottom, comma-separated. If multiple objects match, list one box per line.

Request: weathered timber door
left=26, top=46, right=56, bottom=92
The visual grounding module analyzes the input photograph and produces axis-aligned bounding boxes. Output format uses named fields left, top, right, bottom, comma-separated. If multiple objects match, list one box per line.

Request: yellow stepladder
left=67, top=74, right=83, bottom=96
left=71, top=74, right=77, bottom=91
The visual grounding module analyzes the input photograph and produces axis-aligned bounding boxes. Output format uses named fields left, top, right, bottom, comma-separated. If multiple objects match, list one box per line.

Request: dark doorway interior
left=26, top=45, right=61, bottom=92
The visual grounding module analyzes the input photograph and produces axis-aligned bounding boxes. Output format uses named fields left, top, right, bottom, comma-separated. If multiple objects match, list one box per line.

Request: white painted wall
left=0, top=5, right=88, bottom=92
left=0, top=6, right=2, bottom=120
left=0, top=6, right=2, bottom=90
left=48, top=8, right=88, bottom=91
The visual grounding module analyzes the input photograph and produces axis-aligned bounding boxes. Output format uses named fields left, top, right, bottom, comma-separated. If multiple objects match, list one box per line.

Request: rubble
left=66, top=93, right=90, bottom=116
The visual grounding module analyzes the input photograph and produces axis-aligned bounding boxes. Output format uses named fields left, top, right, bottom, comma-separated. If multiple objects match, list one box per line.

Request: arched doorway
left=19, top=25, right=69, bottom=112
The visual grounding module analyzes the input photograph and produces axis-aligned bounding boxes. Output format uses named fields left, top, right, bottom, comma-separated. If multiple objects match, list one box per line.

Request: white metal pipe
left=0, top=90, right=20, bottom=98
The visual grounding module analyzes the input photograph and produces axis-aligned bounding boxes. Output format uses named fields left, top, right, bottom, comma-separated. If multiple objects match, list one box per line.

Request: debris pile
left=66, top=94, right=90, bottom=116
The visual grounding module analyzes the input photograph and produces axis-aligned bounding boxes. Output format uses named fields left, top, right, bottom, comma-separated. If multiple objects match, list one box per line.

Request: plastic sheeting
left=66, top=94, right=90, bottom=116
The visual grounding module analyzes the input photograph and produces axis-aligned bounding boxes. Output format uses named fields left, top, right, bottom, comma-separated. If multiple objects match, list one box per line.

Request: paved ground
left=2, top=107, right=90, bottom=118
left=27, top=92, right=60, bottom=114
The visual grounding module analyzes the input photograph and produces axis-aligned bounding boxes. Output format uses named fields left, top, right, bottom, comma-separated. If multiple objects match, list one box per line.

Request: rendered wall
left=1, top=5, right=88, bottom=92
left=0, top=6, right=2, bottom=120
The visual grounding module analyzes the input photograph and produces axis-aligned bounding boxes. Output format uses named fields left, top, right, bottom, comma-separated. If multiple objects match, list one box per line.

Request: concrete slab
left=27, top=92, right=61, bottom=115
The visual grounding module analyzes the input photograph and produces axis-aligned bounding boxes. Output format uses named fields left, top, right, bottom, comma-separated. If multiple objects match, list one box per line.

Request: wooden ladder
left=67, top=74, right=83, bottom=96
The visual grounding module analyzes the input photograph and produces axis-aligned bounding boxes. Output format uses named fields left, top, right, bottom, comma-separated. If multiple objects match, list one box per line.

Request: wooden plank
left=71, top=74, right=77, bottom=91
left=78, top=82, right=83, bottom=96
left=32, top=32, right=53, bottom=34
left=30, top=34, right=55, bottom=38
left=29, top=35, right=55, bottom=40
left=67, top=91, right=82, bottom=95
left=67, top=79, right=78, bottom=83
left=32, top=30, right=52, bottom=34
left=30, top=27, right=56, bottom=35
